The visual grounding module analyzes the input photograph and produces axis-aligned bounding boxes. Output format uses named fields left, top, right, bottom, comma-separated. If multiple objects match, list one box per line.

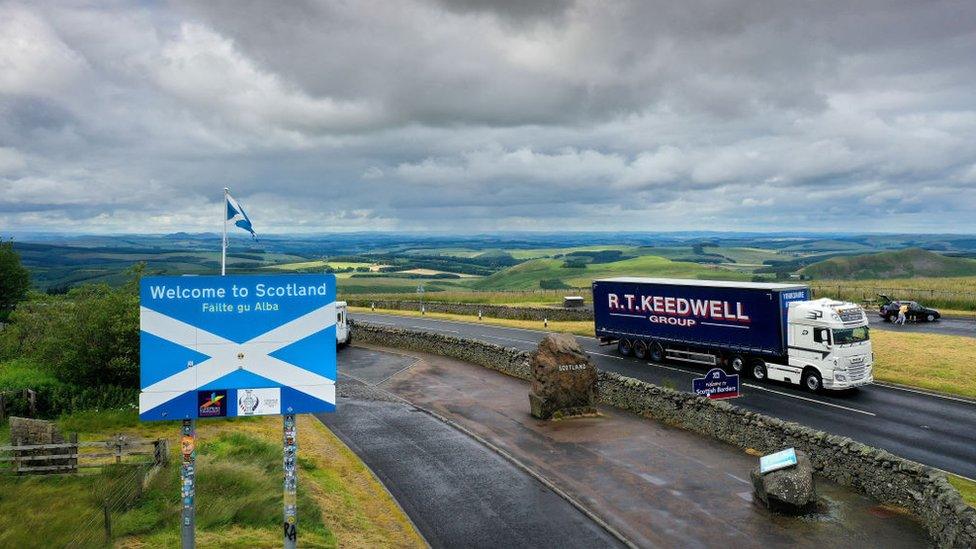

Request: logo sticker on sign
left=198, top=390, right=228, bottom=417
left=237, top=388, right=282, bottom=416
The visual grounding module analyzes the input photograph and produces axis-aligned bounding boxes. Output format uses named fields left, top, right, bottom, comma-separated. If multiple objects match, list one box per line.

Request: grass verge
left=948, top=475, right=976, bottom=509
left=0, top=411, right=423, bottom=548
left=355, top=308, right=976, bottom=400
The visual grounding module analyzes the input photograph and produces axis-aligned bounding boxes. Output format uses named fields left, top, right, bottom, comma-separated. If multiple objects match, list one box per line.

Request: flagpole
left=221, top=187, right=229, bottom=276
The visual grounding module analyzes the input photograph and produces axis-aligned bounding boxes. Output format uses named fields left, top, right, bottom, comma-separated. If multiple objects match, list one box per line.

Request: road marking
left=481, top=334, right=539, bottom=345
left=589, top=351, right=626, bottom=360
left=648, top=362, right=699, bottom=376
left=874, top=382, right=976, bottom=405
left=742, top=383, right=877, bottom=416
left=934, top=467, right=976, bottom=484
left=412, top=325, right=458, bottom=333
left=725, top=473, right=749, bottom=484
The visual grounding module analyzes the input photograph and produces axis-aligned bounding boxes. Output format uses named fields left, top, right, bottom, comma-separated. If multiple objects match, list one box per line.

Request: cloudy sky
left=1, top=0, right=975, bottom=234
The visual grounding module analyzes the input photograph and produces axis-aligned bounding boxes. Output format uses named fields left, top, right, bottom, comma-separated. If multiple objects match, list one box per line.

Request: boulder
left=751, top=449, right=817, bottom=514
left=528, top=333, right=598, bottom=420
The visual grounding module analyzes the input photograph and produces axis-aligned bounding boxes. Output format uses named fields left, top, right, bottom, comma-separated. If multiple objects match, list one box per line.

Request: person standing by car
left=897, top=302, right=909, bottom=325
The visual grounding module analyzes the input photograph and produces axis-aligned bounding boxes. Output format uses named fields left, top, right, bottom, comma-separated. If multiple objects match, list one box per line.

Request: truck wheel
left=634, top=341, right=648, bottom=360
left=617, top=338, right=633, bottom=356
left=884, top=314, right=894, bottom=322
left=729, top=356, right=745, bottom=374
left=649, top=343, right=664, bottom=363
left=803, top=370, right=822, bottom=393
left=926, top=314, right=935, bottom=322
left=751, top=360, right=767, bottom=381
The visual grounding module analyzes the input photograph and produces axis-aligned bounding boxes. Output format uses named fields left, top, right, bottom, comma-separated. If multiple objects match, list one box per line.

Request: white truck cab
left=336, top=301, right=351, bottom=347
left=781, top=298, right=873, bottom=391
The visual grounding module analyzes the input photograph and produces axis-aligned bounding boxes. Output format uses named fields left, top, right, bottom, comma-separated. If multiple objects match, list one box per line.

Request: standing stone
left=529, top=333, right=598, bottom=420
left=751, top=449, right=817, bottom=514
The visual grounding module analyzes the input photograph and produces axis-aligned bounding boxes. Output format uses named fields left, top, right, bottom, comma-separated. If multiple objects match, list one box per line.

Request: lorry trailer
left=592, top=278, right=873, bottom=392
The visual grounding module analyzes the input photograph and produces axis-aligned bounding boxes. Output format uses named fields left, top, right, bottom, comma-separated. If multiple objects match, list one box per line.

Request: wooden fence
left=0, top=435, right=168, bottom=474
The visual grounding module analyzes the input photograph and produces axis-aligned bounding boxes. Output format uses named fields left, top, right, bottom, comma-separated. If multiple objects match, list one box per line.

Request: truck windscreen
left=833, top=326, right=870, bottom=345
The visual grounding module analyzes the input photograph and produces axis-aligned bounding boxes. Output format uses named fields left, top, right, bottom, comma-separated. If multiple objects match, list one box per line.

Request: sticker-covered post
left=138, top=273, right=338, bottom=546
left=180, top=419, right=195, bottom=549
left=283, top=414, right=298, bottom=548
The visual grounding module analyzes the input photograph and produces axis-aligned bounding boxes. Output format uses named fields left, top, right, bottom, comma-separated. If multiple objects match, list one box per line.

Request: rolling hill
left=469, top=255, right=748, bottom=291
left=801, top=248, right=976, bottom=279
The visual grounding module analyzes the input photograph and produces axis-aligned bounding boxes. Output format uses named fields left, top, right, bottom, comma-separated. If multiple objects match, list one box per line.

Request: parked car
left=877, top=294, right=941, bottom=322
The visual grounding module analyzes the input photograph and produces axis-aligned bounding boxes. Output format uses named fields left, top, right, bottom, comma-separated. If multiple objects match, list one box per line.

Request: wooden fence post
left=153, top=439, right=169, bottom=466
left=69, top=433, right=79, bottom=473
left=0, top=393, right=6, bottom=421
left=25, top=389, right=37, bottom=418
left=103, top=501, right=112, bottom=542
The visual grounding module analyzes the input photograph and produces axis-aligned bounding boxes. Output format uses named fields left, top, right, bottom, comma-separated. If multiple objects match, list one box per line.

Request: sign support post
left=139, top=273, right=337, bottom=547
left=283, top=413, right=298, bottom=548
left=180, top=419, right=196, bottom=549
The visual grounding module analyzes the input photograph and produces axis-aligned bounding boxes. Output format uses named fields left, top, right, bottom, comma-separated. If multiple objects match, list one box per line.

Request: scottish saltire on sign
left=139, top=274, right=337, bottom=421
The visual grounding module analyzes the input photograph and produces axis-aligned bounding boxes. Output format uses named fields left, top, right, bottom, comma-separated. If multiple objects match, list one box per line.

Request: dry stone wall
left=350, top=320, right=976, bottom=548
left=346, top=299, right=593, bottom=322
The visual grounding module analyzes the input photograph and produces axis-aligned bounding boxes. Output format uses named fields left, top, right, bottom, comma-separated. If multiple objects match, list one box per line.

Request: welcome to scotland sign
left=138, top=274, right=337, bottom=421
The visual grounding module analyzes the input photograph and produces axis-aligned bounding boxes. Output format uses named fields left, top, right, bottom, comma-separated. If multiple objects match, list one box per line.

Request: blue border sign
left=139, top=274, right=337, bottom=421
left=759, top=447, right=798, bottom=474
left=692, top=368, right=740, bottom=400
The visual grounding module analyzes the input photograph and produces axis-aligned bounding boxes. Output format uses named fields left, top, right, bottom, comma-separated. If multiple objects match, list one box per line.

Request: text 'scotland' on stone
left=529, top=333, right=598, bottom=420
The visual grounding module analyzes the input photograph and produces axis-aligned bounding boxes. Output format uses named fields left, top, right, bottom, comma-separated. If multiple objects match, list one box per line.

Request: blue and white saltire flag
left=226, top=192, right=256, bottom=239
left=138, top=274, right=337, bottom=421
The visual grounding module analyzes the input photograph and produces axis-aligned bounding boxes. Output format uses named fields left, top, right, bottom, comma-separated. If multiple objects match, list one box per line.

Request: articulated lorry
left=592, top=278, right=873, bottom=392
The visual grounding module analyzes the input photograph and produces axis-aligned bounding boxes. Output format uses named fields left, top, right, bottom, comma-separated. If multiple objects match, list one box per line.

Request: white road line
left=742, top=383, right=877, bottom=416
left=589, top=351, right=626, bottom=360
left=481, top=334, right=539, bottom=345
left=874, top=382, right=976, bottom=405
left=933, top=467, right=976, bottom=484
left=412, top=325, right=458, bottom=333
left=648, top=363, right=700, bottom=376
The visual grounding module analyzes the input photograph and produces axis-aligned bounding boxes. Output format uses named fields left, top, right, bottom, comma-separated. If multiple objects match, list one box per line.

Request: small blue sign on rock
left=759, top=447, right=798, bottom=474
left=692, top=368, right=740, bottom=400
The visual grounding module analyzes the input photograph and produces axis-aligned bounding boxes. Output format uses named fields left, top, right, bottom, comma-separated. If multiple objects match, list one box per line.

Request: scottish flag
left=138, top=274, right=337, bottom=421
left=226, top=192, right=256, bottom=239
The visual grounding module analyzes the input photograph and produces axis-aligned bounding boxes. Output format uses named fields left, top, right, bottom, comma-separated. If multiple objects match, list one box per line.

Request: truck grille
left=838, top=308, right=864, bottom=322
left=846, top=357, right=868, bottom=381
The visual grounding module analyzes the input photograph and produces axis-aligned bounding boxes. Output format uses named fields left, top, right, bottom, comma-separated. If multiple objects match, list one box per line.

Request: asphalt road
left=867, top=312, right=976, bottom=338
left=317, top=360, right=624, bottom=549
left=353, top=312, right=976, bottom=481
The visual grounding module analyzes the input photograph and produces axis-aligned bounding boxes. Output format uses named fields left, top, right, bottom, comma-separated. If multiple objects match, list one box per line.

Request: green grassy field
left=803, top=248, right=976, bottom=279
left=0, top=411, right=423, bottom=548
left=810, top=276, right=976, bottom=311
left=470, top=255, right=748, bottom=291
left=269, top=260, right=374, bottom=272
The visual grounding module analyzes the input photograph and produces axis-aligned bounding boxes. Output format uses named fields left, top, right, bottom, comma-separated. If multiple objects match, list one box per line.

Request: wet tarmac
left=341, top=345, right=930, bottom=548
left=318, top=348, right=625, bottom=548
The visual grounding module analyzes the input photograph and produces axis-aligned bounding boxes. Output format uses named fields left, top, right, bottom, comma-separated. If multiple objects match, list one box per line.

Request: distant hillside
left=801, top=248, right=976, bottom=279
left=470, top=255, right=747, bottom=291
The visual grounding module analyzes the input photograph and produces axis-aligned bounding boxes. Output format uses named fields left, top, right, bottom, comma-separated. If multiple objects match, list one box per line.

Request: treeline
left=0, top=264, right=140, bottom=417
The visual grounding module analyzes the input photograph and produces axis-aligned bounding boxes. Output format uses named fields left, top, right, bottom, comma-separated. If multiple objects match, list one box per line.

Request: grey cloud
left=0, top=0, right=974, bottom=234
